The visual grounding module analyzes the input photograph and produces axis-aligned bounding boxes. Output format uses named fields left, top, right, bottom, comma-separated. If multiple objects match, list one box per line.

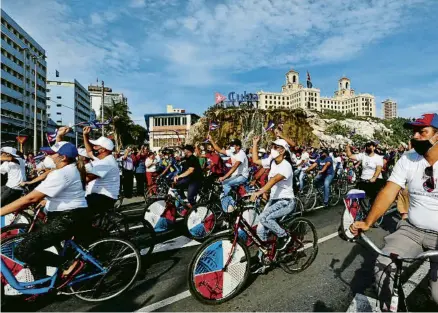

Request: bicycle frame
left=1, top=239, right=107, bottom=295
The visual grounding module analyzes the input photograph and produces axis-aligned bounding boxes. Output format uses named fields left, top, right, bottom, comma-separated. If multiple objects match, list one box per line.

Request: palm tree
left=103, top=98, right=132, bottom=152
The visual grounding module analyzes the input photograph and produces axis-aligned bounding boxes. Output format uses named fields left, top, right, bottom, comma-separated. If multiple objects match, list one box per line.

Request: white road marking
left=346, top=261, right=430, bottom=312
left=122, top=208, right=144, bottom=213
left=137, top=230, right=340, bottom=312
left=136, top=291, right=191, bottom=312
left=151, top=236, right=200, bottom=254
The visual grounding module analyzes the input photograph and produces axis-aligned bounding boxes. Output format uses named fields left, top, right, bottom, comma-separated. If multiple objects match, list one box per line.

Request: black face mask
left=320, top=154, right=326, bottom=160
left=365, top=148, right=372, bottom=154
left=411, top=138, right=433, bottom=156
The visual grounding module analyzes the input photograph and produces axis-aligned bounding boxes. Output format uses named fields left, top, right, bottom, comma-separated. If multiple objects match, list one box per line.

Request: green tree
left=326, top=122, right=350, bottom=136
left=128, top=124, right=147, bottom=146
left=103, top=100, right=132, bottom=151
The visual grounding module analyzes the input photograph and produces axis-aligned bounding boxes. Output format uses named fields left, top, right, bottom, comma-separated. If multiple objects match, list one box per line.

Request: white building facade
left=257, top=69, right=376, bottom=117
left=1, top=9, right=47, bottom=151
left=88, top=84, right=127, bottom=120
left=382, top=99, right=397, bottom=119
left=46, top=79, right=91, bottom=145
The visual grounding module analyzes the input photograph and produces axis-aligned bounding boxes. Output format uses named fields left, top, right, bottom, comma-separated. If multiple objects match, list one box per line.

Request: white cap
left=89, top=137, right=115, bottom=151
left=78, top=148, right=91, bottom=158
left=271, top=139, right=290, bottom=151
left=0, top=147, right=18, bottom=157
left=258, top=148, right=266, bottom=153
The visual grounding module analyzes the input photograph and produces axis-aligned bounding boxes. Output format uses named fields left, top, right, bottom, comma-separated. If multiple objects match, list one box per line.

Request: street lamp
left=30, top=53, right=46, bottom=154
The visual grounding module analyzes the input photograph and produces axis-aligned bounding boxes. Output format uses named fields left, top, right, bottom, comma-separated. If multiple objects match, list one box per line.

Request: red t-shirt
left=206, top=153, right=224, bottom=175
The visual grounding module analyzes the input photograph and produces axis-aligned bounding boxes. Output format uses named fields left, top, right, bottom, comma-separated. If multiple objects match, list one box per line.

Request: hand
left=173, top=175, right=179, bottom=183
left=207, top=134, right=212, bottom=141
left=369, top=177, right=377, bottom=183
left=253, top=136, right=260, bottom=145
left=317, top=170, right=323, bottom=175
left=83, top=126, right=92, bottom=136
left=250, top=191, right=261, bottom=202
left=349, top=221, right=370, bottom=236
left=218, top=176, right=226, bottom=182
left=36, top=199, right=47, bottom=209
left=274, top=128, right=283, bottom=138
left=57, top=126, right=71, bottom=137
left=19, top=182, right=28, bottom=187
left=249, top=180, right=256, bottom=186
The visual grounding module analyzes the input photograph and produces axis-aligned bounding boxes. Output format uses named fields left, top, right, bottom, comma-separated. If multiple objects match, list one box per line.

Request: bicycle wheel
left=94, top=212, right=129, bottom=237
left=329, top=184, right=341, bottom=206
left=188, top=234, right=250, bottom=304
left=185, top=203, right=217, bottom=241
left=1, top=223, right=29, bottom=240
left=293, top=197, right=304, bottom=217
left=70, top=238, right=141, bottom=302
left=123, top=217, right=155, bottom=256
left=279, top=217, right=318, bottom=274
left=301, top=191, right=317, bottom=211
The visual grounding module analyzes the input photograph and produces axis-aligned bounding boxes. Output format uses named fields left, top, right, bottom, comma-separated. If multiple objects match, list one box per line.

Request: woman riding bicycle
left=0, top=142, right=88, bottom=278
left=250, top=135, right=296, bottom=252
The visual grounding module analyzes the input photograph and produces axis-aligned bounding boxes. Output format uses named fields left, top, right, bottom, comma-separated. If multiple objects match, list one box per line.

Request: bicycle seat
left=345, top=189, right=366, bottom=199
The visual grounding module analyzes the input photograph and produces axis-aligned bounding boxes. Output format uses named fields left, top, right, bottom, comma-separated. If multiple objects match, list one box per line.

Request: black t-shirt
left=181, top=155, right=203, bottom=181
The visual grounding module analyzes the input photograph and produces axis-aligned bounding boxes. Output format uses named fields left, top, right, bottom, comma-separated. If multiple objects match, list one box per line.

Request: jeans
left=294, top=169, right=306, bottom=192
left=221, top=175, right=248, bottom=212
left=175, top=177, right=201, bottom=206
left=256, top=198, right=296, bottom=241
left=314, top=173, right=334, bottom=205
left=374, top=220, right=438, bottom=310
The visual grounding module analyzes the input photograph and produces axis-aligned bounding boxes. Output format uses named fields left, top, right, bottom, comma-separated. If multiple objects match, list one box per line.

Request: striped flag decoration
left=46, top=129, right=58, bottom=143
left=209, top=121, right=219, bottom=131
left=264, top=120, right=275, bottom=132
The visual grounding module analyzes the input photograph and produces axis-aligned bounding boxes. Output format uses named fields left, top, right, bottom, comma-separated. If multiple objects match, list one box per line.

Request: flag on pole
left=264, top=120, right=275, bottom=132
left=215, top=92, right=227, bottom=104
left=209, top=121, right=219, bottom=131
left=306, top=71, right=312, bottom=88
left=46, top=130, right=58, bottom=143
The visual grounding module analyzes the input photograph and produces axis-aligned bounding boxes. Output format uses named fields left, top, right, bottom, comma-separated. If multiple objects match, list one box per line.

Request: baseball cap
left=89, top=136, right=115, bottom=151
left=229, top=139, right=242, bottom=147
left=271, top=139, right=290, bottom=151
left=40, top=141, right=78, bottom=158
left=404, top=113, right=438, bottom=129
left=183, top=144, right=195, bottom=153
left=0, top=147, right=18, bottom=157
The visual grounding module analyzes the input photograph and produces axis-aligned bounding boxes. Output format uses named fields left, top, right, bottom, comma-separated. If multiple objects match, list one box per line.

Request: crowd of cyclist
left=1, top=112, right=437, bottom=309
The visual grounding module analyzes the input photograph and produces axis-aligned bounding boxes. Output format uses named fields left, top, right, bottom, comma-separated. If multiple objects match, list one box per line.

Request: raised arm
left=207, top=135, right=226, bottom=155
left=56, top=126, right=71, bottom=143
left=252, top=136, right=263, bottom=166
left=346, top=144, right=358, bottom=161
left=82, top=126, right=94, bottom=158
left=275, top=129, right=295, bottom=149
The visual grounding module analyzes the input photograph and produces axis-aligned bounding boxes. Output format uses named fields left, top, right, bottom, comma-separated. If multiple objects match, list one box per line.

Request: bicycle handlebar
left=360, top=232, right=438, bottom=261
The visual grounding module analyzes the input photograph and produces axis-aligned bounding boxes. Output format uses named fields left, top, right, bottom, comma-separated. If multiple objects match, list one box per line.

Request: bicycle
left=339, top=213, right=438, bottom=312
left=1, top=234, right=141, bottom=302
left=299, top=173, right=341, bottom=211
left=187, top=194, right=318, bottom=304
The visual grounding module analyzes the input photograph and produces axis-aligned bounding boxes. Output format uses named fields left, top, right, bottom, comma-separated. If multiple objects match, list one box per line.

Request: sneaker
left=323, top=202, right=329, bottom=208
left=277, top=235, right=292, bottom=251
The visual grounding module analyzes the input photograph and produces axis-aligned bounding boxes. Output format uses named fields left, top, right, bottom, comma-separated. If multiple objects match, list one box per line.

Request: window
left=46, top=88, right=51, bottom=92
left=57, top=82, right=61, bottom=85
left=56, top=96, right=61, bottom=99
left=182, top=117, right=187, bottom=125
left=46, top=96, right=51, bottom=100
left=57, top=112, right=61, bottom=115
left=56, top=104, right=61, bottom=107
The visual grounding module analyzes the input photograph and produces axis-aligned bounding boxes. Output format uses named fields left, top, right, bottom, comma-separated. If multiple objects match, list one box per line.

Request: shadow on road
left=313, top=300, right=335, bottom=312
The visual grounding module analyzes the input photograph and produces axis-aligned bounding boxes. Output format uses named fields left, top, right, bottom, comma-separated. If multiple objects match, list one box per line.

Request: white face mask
left=270, top=148, right=280, bottom=159
left=43, top=156, right=56, bottom=169
left=229, top=146, right=236, bottom=153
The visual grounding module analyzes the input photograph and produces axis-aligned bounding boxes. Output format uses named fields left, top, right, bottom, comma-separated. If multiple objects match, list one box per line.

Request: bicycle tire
left=184, top=203, right=217, bottom=241
left=279, top=217, right=318, bottom=274
left=329, top=184, right=341, bottom=207
left=301, top=191, right=317, bottom=211
left=188, top=234, right=250, bottom=305
left=124, top=217, right=155, bottom=256
left=94, top=212, right=129, bottom=238
left=1, top=223, right=30, bottom=240
left=70, top=237, right=141, bottom=302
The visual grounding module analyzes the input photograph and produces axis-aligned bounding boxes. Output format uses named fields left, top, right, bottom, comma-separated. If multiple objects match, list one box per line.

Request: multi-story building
left=257, top=69, right=376, bottom=117
left=46, top=79, right=91, bottom=145
left=167, top=104, right=185, bottom=113
left=382, top=99, right=397, bottom=119
left=88, top=84, right=127, bottom=120
left=1, top=9, right=47, bottom=152
left=144, top=105, right=200, bottom=151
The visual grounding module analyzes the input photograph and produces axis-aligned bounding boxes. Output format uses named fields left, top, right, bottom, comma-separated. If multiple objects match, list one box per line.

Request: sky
left=2, top=0, right=438, bottom=126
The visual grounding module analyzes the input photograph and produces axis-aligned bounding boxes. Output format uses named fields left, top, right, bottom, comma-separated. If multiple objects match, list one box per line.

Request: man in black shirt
left=173, top=145, right=203, bottom=207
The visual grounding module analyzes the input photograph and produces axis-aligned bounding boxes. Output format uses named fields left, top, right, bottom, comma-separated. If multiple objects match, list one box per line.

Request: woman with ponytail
left=0, top=142, right=88, bottom=277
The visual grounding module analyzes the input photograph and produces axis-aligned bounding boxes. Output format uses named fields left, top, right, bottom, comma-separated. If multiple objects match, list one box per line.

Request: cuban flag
left=209, top=121, right=219, bottom=131
left=264, top=120, right=275, bottom=132
left=46, top=130, right=58, bottom=143
left=215, top=92, right=227, bottom=104
left=89, top=119, right=100, bottom=129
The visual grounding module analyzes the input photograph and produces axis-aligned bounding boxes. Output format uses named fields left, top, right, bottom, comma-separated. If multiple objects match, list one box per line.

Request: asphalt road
left=3, top=201, right=438, bottom=312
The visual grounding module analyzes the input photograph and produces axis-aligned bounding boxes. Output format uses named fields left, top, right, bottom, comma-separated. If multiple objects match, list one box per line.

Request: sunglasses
left=423, top=166, right=435, bottom=192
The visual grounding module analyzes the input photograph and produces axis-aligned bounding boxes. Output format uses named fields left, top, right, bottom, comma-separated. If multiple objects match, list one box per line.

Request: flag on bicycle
left=264, top=120, right=275, bottom=132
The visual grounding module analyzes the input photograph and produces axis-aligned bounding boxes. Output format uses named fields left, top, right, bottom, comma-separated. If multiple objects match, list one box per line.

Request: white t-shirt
left=300, top=152, right=310, bottom=170
left=145, top=158, right=157, bottom=172
left=356, top=153, right=384, bottom=180
left=35, top=163, right=87, bottom=212
left=86, top=155, right=120, bottom=199
left=0, top=159, right=26, bottom=189
left=388, top=151, right=438, bottom=232
left=225, top=149, right=249, bottom=178
left=262, top=157, right=294, bottom=199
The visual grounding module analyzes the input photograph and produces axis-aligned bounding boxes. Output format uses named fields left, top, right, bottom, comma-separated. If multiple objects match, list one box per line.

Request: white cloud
left=398, top=103, right=438, bottom=118
left=90, top=13, right=103, bottom=25
left=129, top=0, right=146, bottom=8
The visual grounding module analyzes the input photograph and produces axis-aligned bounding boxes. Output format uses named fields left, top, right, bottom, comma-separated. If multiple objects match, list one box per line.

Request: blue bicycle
left=1, top=234, right=141, bottom=303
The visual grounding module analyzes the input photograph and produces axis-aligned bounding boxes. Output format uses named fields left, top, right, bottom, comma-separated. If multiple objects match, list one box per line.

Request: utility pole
left=101, top=80, right=105, bottom=136
left=41, top=111, right=44, bottom=147
left=33, top=57, right=38, bottom=154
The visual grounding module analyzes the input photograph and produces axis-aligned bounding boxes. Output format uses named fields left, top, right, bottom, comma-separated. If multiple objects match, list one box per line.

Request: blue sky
left=3, top=0, right=438, bottom=126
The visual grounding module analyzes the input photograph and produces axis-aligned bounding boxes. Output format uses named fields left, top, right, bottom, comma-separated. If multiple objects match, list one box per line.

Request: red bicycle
left=187, top=195, right=318, bottom=304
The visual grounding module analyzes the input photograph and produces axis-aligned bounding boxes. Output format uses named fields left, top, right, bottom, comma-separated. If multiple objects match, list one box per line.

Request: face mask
left=320, top=154, right=326, bottom=160
left=410, top=138, right=435, bottom=156
left=229, top=146, right=236, bottom=153
left=365, top=148, right=372, bottom=154
left=43, top=156, right=56, bottom=169
left=270, top=148, right=280, bottom=159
